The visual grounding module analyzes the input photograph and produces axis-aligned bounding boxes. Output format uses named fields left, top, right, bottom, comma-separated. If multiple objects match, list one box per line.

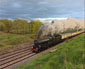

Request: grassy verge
left=0, top=32, right=35, bottom=49
left=18, top=33, right=85, bottom=69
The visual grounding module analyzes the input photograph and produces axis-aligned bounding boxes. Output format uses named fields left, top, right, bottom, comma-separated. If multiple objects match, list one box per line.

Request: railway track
left=0, top=45, right=35, bottom=69
left=0, top=48, right=36, bottom=69
left=0, top=45, right=32, bottom=56
left=0, top=31, right=84, bottom=69
left=0, top=45, right=32, bottom=59
left=0, top=53, right=36, bottom=69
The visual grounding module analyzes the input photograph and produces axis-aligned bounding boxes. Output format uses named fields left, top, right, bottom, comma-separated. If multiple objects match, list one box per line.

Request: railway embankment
left=18, top=33, right=85, bottom=69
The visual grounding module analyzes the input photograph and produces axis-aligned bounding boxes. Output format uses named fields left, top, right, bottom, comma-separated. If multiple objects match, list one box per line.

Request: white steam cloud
left=38, top=17, right=85, bottom=39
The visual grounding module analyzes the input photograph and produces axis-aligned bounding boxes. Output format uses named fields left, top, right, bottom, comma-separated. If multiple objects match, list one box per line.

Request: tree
left=29, top=21, right=34, bottom=33
left=0, top=19, right=12, bottom=33
left=52, top=20, right=54, bottom=24
left=0, top=22, right=6, bottom=31
left=13, top=19, right=29, bottom=34
left=32, top=20, right=43, bottom=34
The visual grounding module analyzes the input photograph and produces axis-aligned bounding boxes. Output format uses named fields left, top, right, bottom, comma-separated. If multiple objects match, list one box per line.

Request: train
left=31, top=31, right=84, bottom=53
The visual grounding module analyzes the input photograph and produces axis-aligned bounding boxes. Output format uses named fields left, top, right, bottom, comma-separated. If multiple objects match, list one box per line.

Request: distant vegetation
left=0, top=19, right=43, bottom=34
left=18, top=33, right=85, bottom=69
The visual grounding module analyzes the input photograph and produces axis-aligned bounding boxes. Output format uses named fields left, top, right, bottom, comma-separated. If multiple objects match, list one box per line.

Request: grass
left=18, top=33, right=85, bottom=69
left=0, top=32, right=35, bottom=49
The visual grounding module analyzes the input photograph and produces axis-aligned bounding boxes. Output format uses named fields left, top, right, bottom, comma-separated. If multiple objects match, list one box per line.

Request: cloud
left=0, top=0, right=84, bottom=19
left=12, top=3, right=22, bottom=8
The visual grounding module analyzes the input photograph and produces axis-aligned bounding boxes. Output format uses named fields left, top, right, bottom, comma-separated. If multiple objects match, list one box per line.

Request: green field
left=0, top=32, right=35, bottom=49
left=18, top=33, right=85, bottom=69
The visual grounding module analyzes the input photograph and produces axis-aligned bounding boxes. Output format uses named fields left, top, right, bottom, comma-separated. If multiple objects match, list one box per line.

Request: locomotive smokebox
left=34, top=40, right=39, bottom=45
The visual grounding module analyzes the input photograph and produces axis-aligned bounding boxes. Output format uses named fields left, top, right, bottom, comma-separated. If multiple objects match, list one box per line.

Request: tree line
left=0, top=19, right=43, bottom=34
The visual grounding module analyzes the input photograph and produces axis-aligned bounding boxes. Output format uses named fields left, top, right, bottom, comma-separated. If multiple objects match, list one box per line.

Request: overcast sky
left=0, top=0, right=84, bottom=20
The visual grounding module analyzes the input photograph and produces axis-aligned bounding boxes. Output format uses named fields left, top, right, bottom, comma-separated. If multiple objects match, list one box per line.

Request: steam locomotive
left=31, top=30, right=84, bottom=52
left=31, top=35, right=62, bottom=52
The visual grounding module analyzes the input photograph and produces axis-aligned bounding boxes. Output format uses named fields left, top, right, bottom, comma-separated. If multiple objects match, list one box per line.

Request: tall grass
left=0, top=33, right=35, bottom=48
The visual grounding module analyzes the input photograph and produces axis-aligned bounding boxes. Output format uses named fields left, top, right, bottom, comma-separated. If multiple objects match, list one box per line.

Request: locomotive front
left=31, top=40, right=41, bottom=52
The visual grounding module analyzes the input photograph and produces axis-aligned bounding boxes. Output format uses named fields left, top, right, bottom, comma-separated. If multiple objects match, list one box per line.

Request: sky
left=0, top=0, right=84, bottom=20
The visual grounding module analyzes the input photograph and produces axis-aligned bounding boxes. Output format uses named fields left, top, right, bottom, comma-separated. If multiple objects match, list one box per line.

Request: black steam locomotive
left=31, top=35, right=62, bottom=52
